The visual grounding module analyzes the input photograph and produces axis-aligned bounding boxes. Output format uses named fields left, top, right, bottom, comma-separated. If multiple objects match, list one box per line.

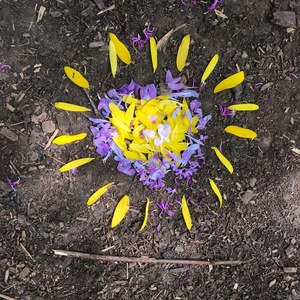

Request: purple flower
left=130, top=22, right=154, bottom=51
left=166, top=70, right=185, bottom=90
left=6, top=178, right=20, bottom=191
left=157, top=201, right=175, bottom=217
left=219, top=104, right=234, bottom=118
left=207, top=0, right=222, bottom=11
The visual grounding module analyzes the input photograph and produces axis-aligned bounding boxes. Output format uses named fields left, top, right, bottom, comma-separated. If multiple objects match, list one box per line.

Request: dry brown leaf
left=157, top=24, right=186, bottom=52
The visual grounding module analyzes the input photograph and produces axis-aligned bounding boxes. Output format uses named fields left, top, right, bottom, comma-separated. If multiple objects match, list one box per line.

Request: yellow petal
left=139, top=198, right=150, bottom=231
left=225, top=125, right=257, bottom=139
left=176, top=35, right=190, bottom=72
left=59, top=157, right=94, bottom=172
left=182, top=195, right=192, bottom=230
left=209, top=178, right=222, bottom=208
left=54, top=102, right=91, bottom=112
left=109, top=40, right=117, bottom=78
left=111, top=195, right=130, bottom=228
left=227, top=103, right=259, bottom=111
left=109, top=33, right=131, bottom=65
left=64, top=66, right=89, bottom=89
left=52, top=133, right=87, bottom=145
left=211, top=146, right=234, bottom=174
left=214, top=71, right=244, bottom=93
left=150, top=37, right=157, bottom=72
left=86, top=182, right=114, bottom=206
left=201, top=54, right=219, bottom=83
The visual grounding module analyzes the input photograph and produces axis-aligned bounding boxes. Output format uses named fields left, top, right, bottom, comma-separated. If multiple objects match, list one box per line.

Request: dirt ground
left=1, top=0, right=300, bottom=299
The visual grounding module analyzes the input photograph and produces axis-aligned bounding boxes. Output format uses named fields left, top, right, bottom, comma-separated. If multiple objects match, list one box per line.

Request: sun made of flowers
left=53, top=30, right=259, bottom=231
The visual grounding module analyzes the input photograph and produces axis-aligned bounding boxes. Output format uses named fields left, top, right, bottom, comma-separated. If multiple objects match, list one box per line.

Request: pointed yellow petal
left=182, top=195, right=192, bottom=230
left=225, top=125, right=257, bottom=139
left=111, top=195, right=130, bottom=228
left=150, top=37, right=157, bottom=72
left=139, top=198, right=150, bottom=231
left=227, top=103, right=259, bottom=111
left=64, top=66, right=89, bottom=89
left=209, top=178, right=222, bottom=208
left=176, top=35, right=190, bottom=72
left=87, top=182, right=114, bottom=206
left=52, top=133, right=87, bottom=145
left=201, top=54, right=219, bottom=83
left=54, top=102, right=91, bottom=112
left=109, top=33, right=131, bottom=65
left=59, top=157, right=94, bottom=172
left=214, top=71, right=244, bottom=93
left=211, top=146, right=234, bottom=174
left=109, top=40, right=117, bottom=78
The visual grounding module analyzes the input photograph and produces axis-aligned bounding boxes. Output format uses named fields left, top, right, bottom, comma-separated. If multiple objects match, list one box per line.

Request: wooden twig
left=44, top=128, right=59, bottom=150
left=97, top=4, right=115, bottom=15
left=0, top=294, right=17, bottom=300
left=83, top=89, right=98, bottom=115
left=53, top=249, right=254, bottom=266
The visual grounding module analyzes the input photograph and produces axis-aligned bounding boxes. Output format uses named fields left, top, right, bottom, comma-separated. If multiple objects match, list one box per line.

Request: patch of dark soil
left=0, top=0, right=299, bottom=299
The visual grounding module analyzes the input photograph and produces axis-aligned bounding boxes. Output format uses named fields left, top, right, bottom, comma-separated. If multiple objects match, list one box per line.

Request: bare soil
left=0, top=0, right=299, bottom=299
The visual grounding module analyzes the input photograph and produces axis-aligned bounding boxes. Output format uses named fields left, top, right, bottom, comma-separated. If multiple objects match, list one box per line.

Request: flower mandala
left=54, top=31, right=259, bottom=231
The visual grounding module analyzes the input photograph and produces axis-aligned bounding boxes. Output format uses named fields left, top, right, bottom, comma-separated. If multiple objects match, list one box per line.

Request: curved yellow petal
left=64, top=66, right=89, bottom=89
left=111, top=195, right=130, bottom=228
left=201, top=54, right=219, bottom=83
left=52, top=133, right=87, bottom=145
left=211, top=146, right=234, bottom=174
left=109, top=33, right=131, bottom=65
left=182, top=195, right=192, bottom=230
left=214, top=71, right=244, bottom=93
left=86, top=182, right=114, bottom=206
left=227, top=103, right=259, bottom=111
left=54, top=102, right=91, bottom=112
left=209, top=178, right=222, bottom=208
left=139, top=198, right=150, bottom=231
left=225, top=125, right=257, bottom=139
left=150, top=37, right=157, bottom=73
left=109, top=40, right=117, bottom=78
left=176, top=35, right=190, bottom=72
left=59, top=157, right=94, bottom=172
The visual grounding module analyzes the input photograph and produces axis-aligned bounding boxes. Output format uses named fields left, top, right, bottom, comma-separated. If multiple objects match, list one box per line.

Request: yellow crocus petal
left=129, top=143, right=151, bottom=154
left=225, top=125, right=257, bottom=139
left=109, top=103, right=126, bottom=122
left=111, top=195, right=130, bottom=228
left=135, top=110, right=153, bottom=128
left=109, top=33, right=131, bottom=65
left=150, top=37, right=157, bottom=72
left=201, top=54, right=219, bottom=83
left=124, top=102, right=136, bottom=126
left=52, top=133, right=87, bottom=145
left=227, top=103, right=259, bottom=111
left=109, top=40, right=117, bottom=78
left=182, top=195, right=192, bottom=230
left=209, top=178, right=222, bottom=208
left=64, top=66, right=90, bottom=89
left=59, top=157, right=94, bottom=172
left=214, top=71, right=244, bottom=93
left=110, top=117, right=131, bottom=133
left=176, top=35, right=190, bottom=72
left=54, top=102, right=91, bottom=112
left=139, top=198, right=150, bottom=231
left=86, top=182, right=114, bottom=206
left=211, top=146, right=233, bottom=174
left=124, top=150, right=141, bottom=160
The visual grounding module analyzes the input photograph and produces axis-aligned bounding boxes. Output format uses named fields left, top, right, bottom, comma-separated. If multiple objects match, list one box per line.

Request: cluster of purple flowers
left=89, top=71, right=211, bottom=191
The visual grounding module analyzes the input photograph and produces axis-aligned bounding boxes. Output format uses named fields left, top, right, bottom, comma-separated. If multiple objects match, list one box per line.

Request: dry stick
left=83, top=88, right=98, bottom=115
left=0, top=294, right=17, bottom=300
left=53, top=249, right=254, bottom=266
